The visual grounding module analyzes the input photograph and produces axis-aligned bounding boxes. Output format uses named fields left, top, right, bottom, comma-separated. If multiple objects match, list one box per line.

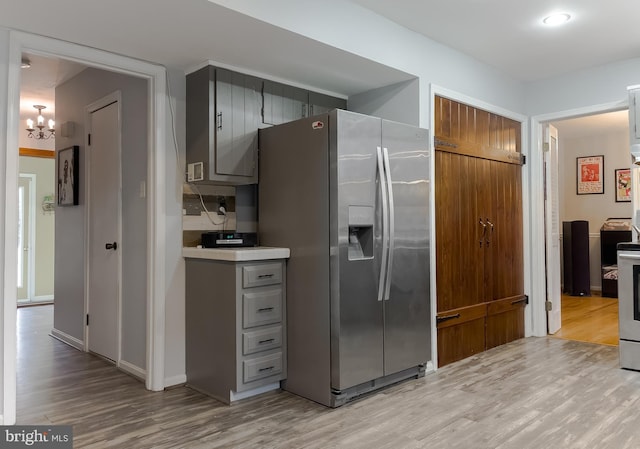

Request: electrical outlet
left=217, top=196, right=227, bottom=215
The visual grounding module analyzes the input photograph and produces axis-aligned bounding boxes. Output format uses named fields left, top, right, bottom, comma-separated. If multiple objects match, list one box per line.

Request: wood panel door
left=435, top=151, right=485, bottom=312
left=436, top=151, right=487, bottom=365
left=435, top=95, right=525, bottom=367
left=486, top=160, right=524, bottom=302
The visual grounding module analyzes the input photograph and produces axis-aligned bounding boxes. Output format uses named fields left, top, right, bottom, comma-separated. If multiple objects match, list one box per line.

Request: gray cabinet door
left=284, top=85, right=309, bottom=122
left=263, top=80, right=309, bottom=125
left=215, top=68, right=258, bottom=177
left=309, top=91, right=347, bottom=116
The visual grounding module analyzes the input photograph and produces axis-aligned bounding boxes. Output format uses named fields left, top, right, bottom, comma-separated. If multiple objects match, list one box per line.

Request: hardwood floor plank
left=15, top=305, right=640, bottom=448
left=550, top=295, right=618, bottom=346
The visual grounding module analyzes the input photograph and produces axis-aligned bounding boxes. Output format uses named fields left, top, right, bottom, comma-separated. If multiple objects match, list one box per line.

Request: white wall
left=211, top=0, right=527, bottom=124
left=348, top=79, right=420, bottom=126
left=558, top=128, right=633, bottom=291
left=526, top=58, right=640, bottom=116
left=163, top=67, right=187, bottom=386
left=0, top=26, right=12, bottom=422
left=55, top=67, right=148, bottom=371
left=559, top=130, right=633, bottom=233
left=18, top=156, right=55, bottom=299
left=19, top=133, right=54, bottom=151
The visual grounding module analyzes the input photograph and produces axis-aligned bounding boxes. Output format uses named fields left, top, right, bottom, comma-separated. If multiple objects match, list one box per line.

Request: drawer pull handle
left=511, top=297, right=529, bottom=306
left=436, top=313, right=461, bottom=324
left=258, top=307, right=274, bottom=312
left=259, top=338, right=275, bottom=344
left=259, top=366, right=275, bottom=372
left=258, top=274, right=275, bottom=279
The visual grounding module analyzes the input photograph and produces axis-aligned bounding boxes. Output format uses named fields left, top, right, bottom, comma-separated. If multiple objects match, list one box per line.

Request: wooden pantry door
left=434, top=96, right=525, bottom=367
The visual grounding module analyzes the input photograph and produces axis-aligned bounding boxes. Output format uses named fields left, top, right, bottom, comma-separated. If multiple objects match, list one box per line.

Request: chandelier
left=26, top=105, right=55, bottom=140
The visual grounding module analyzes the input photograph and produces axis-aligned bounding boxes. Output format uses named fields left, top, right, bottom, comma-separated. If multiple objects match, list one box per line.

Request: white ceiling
left=351, top=0, right=640, bottom=83
left=20, top=54, right=86, bottom=119
left=5, top=0, right=634, bottom=134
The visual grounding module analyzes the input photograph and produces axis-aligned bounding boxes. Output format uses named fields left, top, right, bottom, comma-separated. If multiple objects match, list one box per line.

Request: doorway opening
left=18, top=53, right=77, bottom=307
left=5, top=30, right=168, bottom=425
left=541, top=109, right=630, bottom=346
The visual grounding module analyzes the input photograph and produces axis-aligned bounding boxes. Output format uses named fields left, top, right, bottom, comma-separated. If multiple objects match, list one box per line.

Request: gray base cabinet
left=185, top=258, right=286, bottom=403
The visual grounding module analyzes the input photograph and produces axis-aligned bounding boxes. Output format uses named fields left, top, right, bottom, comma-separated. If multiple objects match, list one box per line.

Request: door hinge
left=543, top=142, right=550, bottom=152
left=88, top=133, right=91, bottom=146
left=86, top=314, right=90, bottom=325
left=521, top=154, right=526, bottom=165
left=545, top=301, right=552, bottom=311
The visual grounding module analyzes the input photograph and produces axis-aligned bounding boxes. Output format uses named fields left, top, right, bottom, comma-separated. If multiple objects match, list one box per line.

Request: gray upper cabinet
left=308, top=91, right=347, bottom=117
left=186, top=66, right=260, bottom=185
left=262, top=80, right=347, bottom=125
left=263, top=80, right=309, bottom=126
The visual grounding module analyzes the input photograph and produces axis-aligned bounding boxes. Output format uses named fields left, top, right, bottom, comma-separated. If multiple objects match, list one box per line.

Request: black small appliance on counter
left=201, top=232, right=258, bottom=248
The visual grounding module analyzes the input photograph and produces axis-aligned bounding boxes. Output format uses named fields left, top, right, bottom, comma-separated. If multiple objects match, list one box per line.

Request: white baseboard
left=32, top=294, right=54, bottom=301
left=425, top=360, right=435, bottom=373
left=50, top=328, right=84, bottom=351
left=165, top=374, right=187, bottom=388
left=119, top=360, right=146, bottom=381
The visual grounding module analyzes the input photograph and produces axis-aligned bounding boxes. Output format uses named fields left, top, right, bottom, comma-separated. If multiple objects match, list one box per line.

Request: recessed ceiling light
left=543, top=13, right=571, bottom=26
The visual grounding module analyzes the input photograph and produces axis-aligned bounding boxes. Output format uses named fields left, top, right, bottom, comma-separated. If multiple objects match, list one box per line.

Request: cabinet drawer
left=243, top=289, right=282, bottom=328
left=243, top=352, right=283, bottom=383
left=243, top=326, right=282, bottom=355
left=242, top=263, right=282, bottom=288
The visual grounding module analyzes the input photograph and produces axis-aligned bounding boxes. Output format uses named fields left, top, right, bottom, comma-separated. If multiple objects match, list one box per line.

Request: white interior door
left=17, top=175, right=35, bottom=302
left=544, top=124, right=562, bottom=333
left=88, top=98, right=121, bottom=362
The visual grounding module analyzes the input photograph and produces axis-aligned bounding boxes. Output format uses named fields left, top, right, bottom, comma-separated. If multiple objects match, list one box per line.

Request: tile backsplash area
left=183, top=183, right=236, bottom=247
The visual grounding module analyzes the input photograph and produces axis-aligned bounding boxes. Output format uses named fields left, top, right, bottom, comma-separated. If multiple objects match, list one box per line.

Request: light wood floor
left=17, top=304, right=640, bottom=448
left=550, top=295, right=619, bottom=346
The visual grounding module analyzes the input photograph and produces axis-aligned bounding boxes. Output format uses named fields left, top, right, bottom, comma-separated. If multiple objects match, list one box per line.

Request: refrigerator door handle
left=376, top=146, right=389, bottom=302
left=382, top=147, right=394, bottom=301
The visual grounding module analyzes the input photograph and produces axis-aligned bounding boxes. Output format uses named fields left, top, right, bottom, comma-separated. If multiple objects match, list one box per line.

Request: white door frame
left=429, top=84, right=530, bottom=369
left=17, top=173, right=36, bottom=302
left=85, top=92, right=123, bottom=365
left=4, top=31, right=167, bottom=424
left=544, top=124, right=562, bottom=334
left=529, top=99, right=628, bottom=336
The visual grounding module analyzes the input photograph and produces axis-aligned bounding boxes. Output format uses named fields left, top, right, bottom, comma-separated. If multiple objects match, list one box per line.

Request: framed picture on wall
left=57, top=145, right=79, bottom=206
left=576, top=155, right=604, bottom=195
left=615, top=168, right=632, bottom=202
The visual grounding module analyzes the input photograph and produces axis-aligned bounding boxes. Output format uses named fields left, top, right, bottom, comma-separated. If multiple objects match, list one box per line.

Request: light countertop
left=182, top=246, right=290, bottom=262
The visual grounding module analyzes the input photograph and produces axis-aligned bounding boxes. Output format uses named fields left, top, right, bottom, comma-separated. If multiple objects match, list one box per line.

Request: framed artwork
left=576, top=155, right=604, bottom=195
left=615, top=168, right=632, bottom=202
left=57, top=145, right=79, bottom=206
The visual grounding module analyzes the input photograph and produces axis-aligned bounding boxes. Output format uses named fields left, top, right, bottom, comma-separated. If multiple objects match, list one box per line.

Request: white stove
left=618, top=242, right=640, bottom=370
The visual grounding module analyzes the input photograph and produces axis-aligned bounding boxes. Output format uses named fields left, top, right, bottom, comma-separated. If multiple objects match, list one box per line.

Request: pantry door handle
left=105, top=242, right=118, bottom=251
left=479, top=219, right=486, bottom=247
left=486, top=219, right=494, bottom=245
left=436, top=313, right=461, bottom=324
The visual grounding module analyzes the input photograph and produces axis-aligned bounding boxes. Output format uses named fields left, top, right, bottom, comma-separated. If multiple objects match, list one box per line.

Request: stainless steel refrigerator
left=258, top=109, right=430, bottom=407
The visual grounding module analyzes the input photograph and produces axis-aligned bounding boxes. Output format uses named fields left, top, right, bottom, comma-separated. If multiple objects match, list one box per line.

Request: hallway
left=16, top=305, right=640, bottom=448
